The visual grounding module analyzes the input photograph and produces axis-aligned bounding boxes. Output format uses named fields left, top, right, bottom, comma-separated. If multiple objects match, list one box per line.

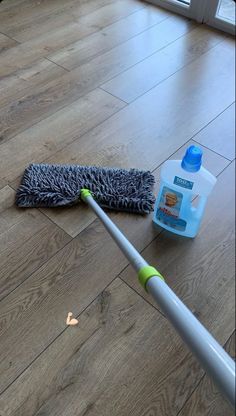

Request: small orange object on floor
left=66, top=312, right=79, bottom=326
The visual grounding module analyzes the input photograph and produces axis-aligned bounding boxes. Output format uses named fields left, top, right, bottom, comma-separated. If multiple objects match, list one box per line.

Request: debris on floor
left=66, top=312, right=79, bottom=326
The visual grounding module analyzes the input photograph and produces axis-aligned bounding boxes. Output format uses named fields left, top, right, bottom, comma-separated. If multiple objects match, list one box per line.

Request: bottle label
left=174, top=176, right=194, bottom=189
left=156, top=186, right=187, bottom=231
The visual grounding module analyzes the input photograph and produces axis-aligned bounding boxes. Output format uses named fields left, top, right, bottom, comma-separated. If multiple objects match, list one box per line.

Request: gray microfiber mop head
left=16, top=164, right=155, bottom=214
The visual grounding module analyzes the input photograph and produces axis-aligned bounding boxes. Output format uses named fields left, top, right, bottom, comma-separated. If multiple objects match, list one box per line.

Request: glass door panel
left=149, top=0, right=235, bottom=34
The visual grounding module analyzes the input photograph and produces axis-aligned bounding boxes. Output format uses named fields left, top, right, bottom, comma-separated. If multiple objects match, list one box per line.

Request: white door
left=150, top=0, right=235, bottom=34
left=202, top=0, right=235, bottom=35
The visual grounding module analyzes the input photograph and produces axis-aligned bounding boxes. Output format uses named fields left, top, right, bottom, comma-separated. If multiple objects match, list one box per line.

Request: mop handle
left=81, top=190, right=235, bottom=408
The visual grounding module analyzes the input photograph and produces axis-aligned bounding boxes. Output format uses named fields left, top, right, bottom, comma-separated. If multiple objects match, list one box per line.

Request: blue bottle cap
left=181, top=145, right=203, bottom=172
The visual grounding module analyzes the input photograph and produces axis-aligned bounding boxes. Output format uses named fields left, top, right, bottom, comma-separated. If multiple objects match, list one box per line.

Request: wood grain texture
left=0, top=0, right=121, bottom=41
left=0, top=2, right=235, bottom=414
left=0, top=179, right=7, bottom=190
left=59, top=13, right=194, bottom=71
left=0, top=58, right=67, bottom=110
left=0, top=15, right=193, bottom=141
left=101, top=25, right=224, bottom=102
left=0, top=278, right=205, bottom=416
left=0, top=205, right=161, bottom=393
left=194, top=103, right=235, bottom=160
left=40, top=140, right=229, bottom=237
left=0, top=88, right=125, bottom=182
left=0, top=69, right=125, bottom=143
left=0, top=0, right=143, bottom=77
left=0, top=186, right=71, bottom=301
left=48, top=6, right=171, bottom=70
left=0, top=185, right=15, bottom=214
left=0, top=33, right=18, bottom=53
left=0, top=143, right=229, bottom=391
left=120, top=162, right=235, bottom=343
left=44, top=40, right=234, bottom=172
left=0, top=0, right=27, bottom=11
left=178, top=331, right=235, bottom=416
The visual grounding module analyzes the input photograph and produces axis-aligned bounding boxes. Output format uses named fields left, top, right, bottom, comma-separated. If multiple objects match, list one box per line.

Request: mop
left=15, top=163, right=155, bottom=213
left=16, top=165, right=235, bottom=408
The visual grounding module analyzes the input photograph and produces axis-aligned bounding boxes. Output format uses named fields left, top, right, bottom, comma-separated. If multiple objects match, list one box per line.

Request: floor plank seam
left=7, top=135, right=232, bottom=265
left=148, top=137, right=204, bottom=177
left=225, top=329, right=235, bottom=351
left=0, top=1, right=146, bottom=46
left=193, top=139, right=233, bottom=162
left=5, top=133, right=233, bottom=254
left=3, top=78, right=232, bottom=191
left=0, top=27, right=227, bottom=152
left=0, top=272, right=128, bottom=396
left=38, top=208, right=73, bottom=238
left=145, top=105, right=235, bottom=177
left=0, top=83, right=126, bottom=151
left=0, top=3, right=235, bottom=413
left=8, top=15, right=198, bottom=123
left=0, top=201, right=154, bottom=307
left=175, top=330, right=235, bottom=415
left=186, top=101, right=235, bottom=150
left=0, top=30, right=21, bottom=44
left=119, top=276, right=165, bottom=317
left=97, top=21, right=204, bottom=90
left=6, top=184, right=73, bottom=239
left=114, top=160, right=235, bottom=319
left=101, top=34, right=225, bottom=106
left=175, top=373, right=206, bottom=416
left=44, top=13, right=172, bottom=72
left=44, top=56, right=70, bottom=72
left=33, top=1, right=148, bottom=55
left=0, top=233, right=73, bottom=305
left=2, top=255, right=233, bottom=402
left=98, top=86, right=128, bottom=105
left=16, top=94, right=228, bottom=180
left=140, top=159, right=234, bottom=260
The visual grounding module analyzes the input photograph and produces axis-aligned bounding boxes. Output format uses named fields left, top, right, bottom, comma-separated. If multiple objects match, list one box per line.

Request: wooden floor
left=0, top=0, right=235, bottom=415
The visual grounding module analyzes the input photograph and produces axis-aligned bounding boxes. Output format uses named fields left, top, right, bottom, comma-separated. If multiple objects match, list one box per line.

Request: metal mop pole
left=81, top=190, right=235, bottom=408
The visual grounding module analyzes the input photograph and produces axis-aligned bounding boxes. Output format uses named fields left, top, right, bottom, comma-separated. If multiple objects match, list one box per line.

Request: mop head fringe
left=16, top=164, right=155, bottom=214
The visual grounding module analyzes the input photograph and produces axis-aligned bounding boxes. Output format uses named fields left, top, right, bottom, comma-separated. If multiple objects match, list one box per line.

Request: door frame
left=148, top=0, right=235, bottom=35
left=202, top=0, right=235, bottom=35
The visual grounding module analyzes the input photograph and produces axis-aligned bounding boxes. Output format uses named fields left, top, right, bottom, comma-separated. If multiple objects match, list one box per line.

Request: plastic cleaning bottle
left=153, top=145, right=217, bottom=238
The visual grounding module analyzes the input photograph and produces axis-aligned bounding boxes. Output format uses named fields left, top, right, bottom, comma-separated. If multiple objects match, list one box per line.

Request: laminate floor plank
left=194, top=103, right=235, bottom=160
left=0, top=277, right=233, bottom=416
left=40, top=140, right=229, bottom=237
left=0, top=15, right=193, bottom=141
left=0, top=58, right=67, bottom=111
left=0, top=0, right=144, bottom=77
left=0, top=186, right=71, bottom=301
left=0, top=0, right=28, bottom=11
left=0, top=144, right=229, bottom=392
left=178, top=331, right=235, bottom=416
left=1, top=38, right=233, bottom=187
left=0, top=211, right=159, bottom=394
left=0, top=0, right=123, bottom=41
left=46, top=40, right=234, bottom=173
left=56, top=13, right=194, bottom=72
left=101, top=25, right=224, bottom=103
left=0, top=7, right=169, bottom=111
left=0, top=88, right=125, bottom=179
left=119, top=162, right=235, bottom=344
left=47, top=6, right=171, bottom=71
left=0, top=33, right=18, bottom=53
left=0, top=3, right=234, bottom=414
left=0, top=278, right=206, bottom=416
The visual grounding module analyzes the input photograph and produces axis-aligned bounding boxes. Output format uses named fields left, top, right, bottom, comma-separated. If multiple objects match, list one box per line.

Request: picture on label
left=159, top=187, right=183, bottom=218
left=156, top=186, right=187, bottom=231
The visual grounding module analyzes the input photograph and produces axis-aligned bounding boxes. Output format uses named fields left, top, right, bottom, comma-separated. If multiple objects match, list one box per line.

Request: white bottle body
left=153, top=160, right=217, bottom=238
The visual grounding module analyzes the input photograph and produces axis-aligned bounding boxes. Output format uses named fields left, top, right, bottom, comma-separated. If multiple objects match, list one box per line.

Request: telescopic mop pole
left=81, top=189, right=235, bottom=408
